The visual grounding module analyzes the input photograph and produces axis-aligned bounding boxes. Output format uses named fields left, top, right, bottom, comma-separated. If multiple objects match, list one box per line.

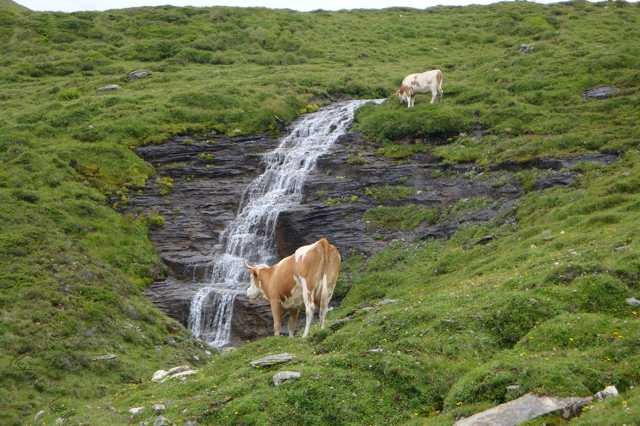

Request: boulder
left=152, top=370, right=169, bottom=383
left=583, top=85, right=618, bottom=100
left=454, top=393, right=592, bottom=426
left=626, top=297, right=640, bottom=307
left=97, top=84, right=120, bottom=92
left=595, top=385, right=619, bottom=400
left=153, top=404, right=166, bottom=414
left=272, top=371, right=301, bottom=386
left=152, top=366, right=197, bottom=383
left=129, top=407, right=145, bottom=416
left=251, top=353, right=295, bottom=368
left=128, top=70, right=151, bottom=80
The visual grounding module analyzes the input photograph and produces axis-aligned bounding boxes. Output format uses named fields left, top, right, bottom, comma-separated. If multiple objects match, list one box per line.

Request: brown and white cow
left=395, top=69, right=444, bottom=107
left=245, top=238, right=341, bottom=338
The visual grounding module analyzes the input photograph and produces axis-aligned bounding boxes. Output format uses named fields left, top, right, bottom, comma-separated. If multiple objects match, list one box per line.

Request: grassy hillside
left=1, top=1, right=639, bottom=424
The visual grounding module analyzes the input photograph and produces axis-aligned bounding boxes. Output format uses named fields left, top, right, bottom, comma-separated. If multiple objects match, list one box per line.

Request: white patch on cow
left=296, top=274, right=315, bottom=338
left=246, top=272, right=263, bottom=300
left=281, top=283, right=303, bottom=310
left=294, top=242, right=316, bottom=262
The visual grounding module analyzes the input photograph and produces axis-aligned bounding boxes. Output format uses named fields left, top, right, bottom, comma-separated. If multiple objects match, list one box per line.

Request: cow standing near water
left=245, top=238, right=341, bottom=338
left=395, top=69, right=444, bottom=107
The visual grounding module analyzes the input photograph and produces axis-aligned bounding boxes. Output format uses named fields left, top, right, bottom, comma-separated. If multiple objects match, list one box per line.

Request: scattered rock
left=153, top=404, right=166, bottom=414
left=614, top=245, right=630, bottom=252
left=34, top=410, right=45, bottom=424
left=55, top=418, right=65, bottom=425
left=454, top=393, right=592, bottom=425
left=152, top=369, right=169, bottom=383
left=129, top=407, right=145, bottom=416
left=97, top=84, right=121, bottom=92
left=168, top=365, right=192, bottom=375
left=128, top=70, right=151, bottom=80
left=626, top=297, right=640, bottom=307
left=506, top=385, right=520, bottom=392
left=154, top=416, right=168, bottom=426
left=185, top=421, right=198, bottom=426
left=92, top=354, right=117, bottom=361
left=474, top=235, right=494, bottom=245
left=583, top=85, right=618, bottom=100
left=251, top=353, right=295, bottom=368
left=377, top=298, right=398, bottom=305
left=595, top=385, right=619, bottom=400
left=519, top=43, right=534, bottom=54
left=272, top=371, right=301, bottom=386
left=171, top=370, right=198, bottom=380
left=367, top=348, right=384, bottom=353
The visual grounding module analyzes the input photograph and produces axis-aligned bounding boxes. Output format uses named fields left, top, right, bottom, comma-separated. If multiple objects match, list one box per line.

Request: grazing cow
left=245, top=238, right=341, bottom=338
left=395, top=69, right=444, bottom=107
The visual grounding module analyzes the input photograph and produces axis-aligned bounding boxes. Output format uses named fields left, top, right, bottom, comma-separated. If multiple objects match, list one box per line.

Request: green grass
left=364, top=204, right=439, bottom=230
left=1, top=1, right=640, bottom=424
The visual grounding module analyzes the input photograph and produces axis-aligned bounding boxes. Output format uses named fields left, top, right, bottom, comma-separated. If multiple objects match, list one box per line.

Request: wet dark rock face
left=130, top=130, right=616, bottom=345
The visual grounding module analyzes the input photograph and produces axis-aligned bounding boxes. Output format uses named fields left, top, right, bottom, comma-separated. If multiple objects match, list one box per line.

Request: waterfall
left=188, top=99, right=381, bottom=347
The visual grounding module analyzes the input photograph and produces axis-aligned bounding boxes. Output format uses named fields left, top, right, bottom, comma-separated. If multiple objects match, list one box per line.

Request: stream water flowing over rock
left=186, top=100, right=381, bottom=347
left=129, top=102, right=616, bottom=348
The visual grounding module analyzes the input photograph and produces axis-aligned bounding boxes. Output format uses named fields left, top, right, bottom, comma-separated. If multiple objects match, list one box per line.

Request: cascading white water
left=188, top=99, right=381, bottom=347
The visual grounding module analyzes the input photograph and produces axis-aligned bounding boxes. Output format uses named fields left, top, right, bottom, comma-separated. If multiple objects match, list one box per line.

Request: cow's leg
left=288, top=309, right=299, bottom=337
left=410, top=96, right=415, bottom=108
left=298, top=275, right=315, bottom=338
left=430, top=89, right=437, bottom=104
left=270, top=300, right=283, bottom=336
left=319, top=274, right=330, bottom=329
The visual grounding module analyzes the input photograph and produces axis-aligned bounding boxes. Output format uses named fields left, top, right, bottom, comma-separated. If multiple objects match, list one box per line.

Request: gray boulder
left=626, top=297, right=640, bottom=307
left=273, top=371, right=301, bottom=386
left=454, top=393, right=592, bottom=426
left=128, top=70, right=151, bottom=80
left=154, top=416, right=168, bottom=426
left=97, top=84, right=120, bottom=92
left=583, top=85, right=618, bottom=100
left=251, top=353, right=295, bottom=368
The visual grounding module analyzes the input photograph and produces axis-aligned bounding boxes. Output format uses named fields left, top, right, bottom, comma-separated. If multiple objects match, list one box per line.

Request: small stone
left=185, top=421, right=198, bottom=426
left=129, top=407, right=144, bottom=416
left=273, top=371, right=301, bottom=386
left=367, top=348, right=384, bottom=353
left=221, top=347, right=237, bottom=355
left=92, top=354, right=117, bottom=361
left=583, top=85, right=618, bottom=100
left=128, top=70, right=151, bottom=80
left=378, top=298, right=398, bottom=305
left=167, top=365, right=191, bottom=375
left=475, top=235, right=495, bottom=245
left=595, top=385, right=619, bottom=400
left=55, top=418, right=65, bottom=425
left=34, top=410, right=45, bottom=424
left=626, top=297, right=640, bottom=307
left=519, top=43, right=534, bottom=54
left=250, top=353, right=295, bottom=368
left=97, top=84, right=121, bottom=92
left=506, top=385, right=520, bottom=391
left=153, top=403, right=166, bottom=414
left=154, top=416, right=168, bottom=426
left=542, top=230, right=554, bottom=241
left=171, top=370, right=198, bottom=380
left=152, top=369, right=169, bottom=383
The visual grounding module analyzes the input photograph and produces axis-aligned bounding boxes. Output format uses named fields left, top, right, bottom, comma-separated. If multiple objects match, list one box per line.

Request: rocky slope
left=129, top=129, right=616, bottom=344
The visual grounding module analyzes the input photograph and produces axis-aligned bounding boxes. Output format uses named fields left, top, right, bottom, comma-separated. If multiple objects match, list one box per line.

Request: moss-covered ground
left=1, top=0, right=639, bottom=424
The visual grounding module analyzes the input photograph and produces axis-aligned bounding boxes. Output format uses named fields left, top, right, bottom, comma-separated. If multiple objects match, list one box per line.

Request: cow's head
left=245, top=262, right=267, bottom=301
left=395, top=85, right=412, bottom=105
